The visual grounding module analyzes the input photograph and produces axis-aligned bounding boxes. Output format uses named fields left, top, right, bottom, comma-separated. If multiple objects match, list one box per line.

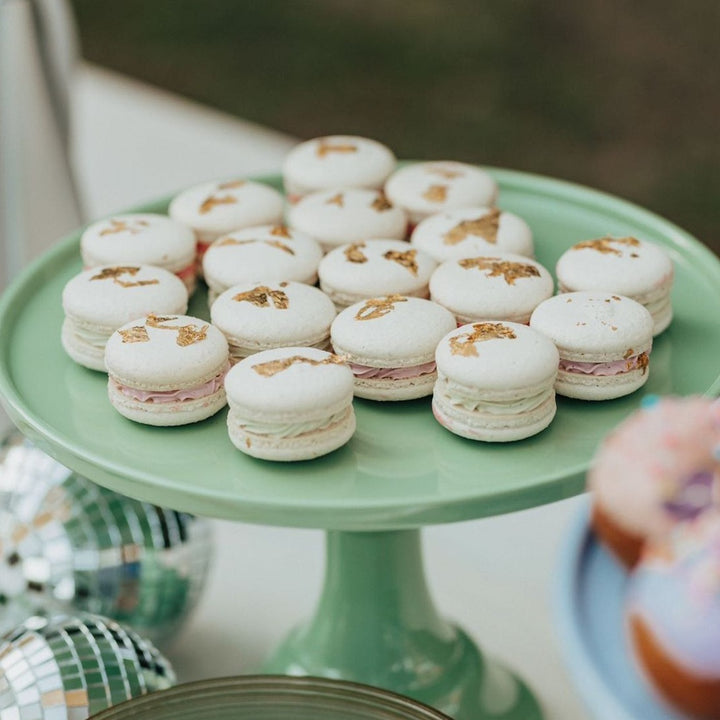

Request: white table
left=12, top=63, right=590, bottom=720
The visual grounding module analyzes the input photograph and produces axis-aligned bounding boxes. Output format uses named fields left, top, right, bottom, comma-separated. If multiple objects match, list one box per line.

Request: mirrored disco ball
left=0, top=613, right=176, bottom=720
left=0, top=432, right=213, bottom=645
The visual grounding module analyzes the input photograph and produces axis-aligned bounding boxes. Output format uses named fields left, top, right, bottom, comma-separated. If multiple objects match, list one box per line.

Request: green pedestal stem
left=264, top=530, right=542, bottom=720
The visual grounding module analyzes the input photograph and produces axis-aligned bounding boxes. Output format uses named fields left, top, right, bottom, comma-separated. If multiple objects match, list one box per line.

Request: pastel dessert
left=330, top=295, right=456, bottom=401
left=202, top=225, right=323, bottom=305
left=288, top=188, right=407, bottom=252
left=411, top=206, right=533, bottom=262
left=429, top=253, right=553, bottom=325
left=556, top=235, right=674, bottom=336
left=283, top=135, right=396, bottom=203
left=225, top=346, right=356, bottom=461
left=210, top=281, right=337, bottom=363
left=168, top=179, right=284, bottom=266
left=529, top=292, right=654, bottom=401
left=433, top=322, right=559, bottom=442
left=62, top=265, right=188, bottom=371
left=105, top=314, right=229, bottom=426
left=589, top=395, right=720, bottom=567
left=384, top=162, right=498, bottom=227
left=80, top=214, right=197, bottom=293
left=318, top=239, right=437, bottom=310
left=628, top=508, right=720, bottom=718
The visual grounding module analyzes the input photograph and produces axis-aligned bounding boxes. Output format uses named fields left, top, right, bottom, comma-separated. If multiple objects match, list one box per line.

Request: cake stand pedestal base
left=263, top=529, right=542, bottom=720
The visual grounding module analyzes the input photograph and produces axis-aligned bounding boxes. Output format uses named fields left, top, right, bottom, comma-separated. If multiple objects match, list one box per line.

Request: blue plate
left=555, top=499, right=688, bottom=720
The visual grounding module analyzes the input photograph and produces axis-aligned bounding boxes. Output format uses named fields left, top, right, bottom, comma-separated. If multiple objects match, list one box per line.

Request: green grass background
left=71, top=0, right=719, bottom=253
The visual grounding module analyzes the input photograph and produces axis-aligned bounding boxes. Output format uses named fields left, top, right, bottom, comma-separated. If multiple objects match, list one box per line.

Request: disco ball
left=0, top=431, right=213, bottom=645
left=0, top=613, right=175, bottom=720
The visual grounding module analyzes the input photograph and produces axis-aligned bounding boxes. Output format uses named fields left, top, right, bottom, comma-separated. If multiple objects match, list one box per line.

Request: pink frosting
left=113, top=365, right=228, bottom=403
left=560, top=352, right=648, bottom=376
left=349, top=361, right=436, bottom=380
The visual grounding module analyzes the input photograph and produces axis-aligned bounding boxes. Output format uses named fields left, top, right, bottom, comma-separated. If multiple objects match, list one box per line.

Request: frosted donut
left=588, top=395, right=720, bottom=567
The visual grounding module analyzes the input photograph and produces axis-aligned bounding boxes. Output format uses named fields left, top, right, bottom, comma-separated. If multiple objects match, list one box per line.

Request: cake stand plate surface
left=555, top=500, right=687, bottom=720
left=1, top=170, right=719, bottom=530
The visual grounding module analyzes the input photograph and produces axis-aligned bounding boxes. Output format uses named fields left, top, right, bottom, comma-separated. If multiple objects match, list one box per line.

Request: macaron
left=384, top=162, right=498, bottom=227
left=288, top=188, right=407, bottom=252
left=225, top=346, right=356, bottom=461
left=202, top=225, right=323, bottom=305
left=318, top=239, right=437, bottom=310
left=331, top=296, right=456, bottom=401
left=62, top=265, right=189, bottom=371
left=433, top=321, right=559, bottom=442
left=555, top=235, right=674, bottom=336
left=283, top=135, right=396, bottom=203
left=411, top=206, right=534, bottom=262
left=168, top=179, right=284, bottom=265
left=80, top=214, right=197, bottom=294
left=429, top=253, right=553, bottom=324
left=210, top=280, right=337, bottom=363
left=105, top=314, right=229, bottom=426
left=530, top=292, right=654, bottom=400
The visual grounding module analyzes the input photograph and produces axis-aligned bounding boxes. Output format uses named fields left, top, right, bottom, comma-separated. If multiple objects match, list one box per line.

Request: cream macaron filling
left=558, top=350, right=650, bottom=377
left=348, top=360, right=436, bottom=380
left=228, top=406, right=351, bottom=440
left=440, top=383, right=555, bottom=416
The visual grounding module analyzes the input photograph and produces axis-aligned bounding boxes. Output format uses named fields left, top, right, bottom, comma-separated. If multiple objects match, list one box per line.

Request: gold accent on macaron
left=118, top=326, right=150, bottom=343
left=270, top=225, right=292, bottom=238
left=145, top=313, right=209, bottom=346
left=383, top=248, right=418, bottom=276
left=449, top=322, right=517, bottom=357
left=345, top=242, right=368, bottom=263
left=457, top=256, right=539, bottom=285
left=99, top=218, right=149, bottom=236
left=326, top=192, right=345, bottom=207
left=316, top=140, right=357, bottom=157
left=426, top=167, right=463, bottom=179
left=90, top=266, right=160, bottom=288
left=573, top=236, right=640, bottom=256
left=214, top=237, right=295, bottom=255
left=635, top=352, right=649, bottom=375
left=355, top=295, right=407, bottom=321
left=233, top=285, right=290, bottom=309
left=370, top=192, right=393, bottom=212
left=252, top=353, right=346, bottom=377
left=199, top=194, right=238, bottom=214
left=444, top=209, right=500, bottom=245
left=423, top=184, right=448, bottom=203
left=217, top=179, right=245, bottom=190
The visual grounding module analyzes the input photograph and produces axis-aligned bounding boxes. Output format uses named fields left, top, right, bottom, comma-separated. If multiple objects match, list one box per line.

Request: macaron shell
left=288, top=188, right=407, bottom=250
left=331, top=296, right=457, bottom=367
left=283, top=136, right=396, bottom=196
left=319, top=239, right=437, bottom=305
left=81, top=214, right=196, bottom=272
left=61, top=320, right=107, bottom=371
left=105, top=315, right=229, bottom=390
left=411, top=207, right=534, bottom=261
left=429, top=253, right=553, bottom=324
left=168, top=179, right=284, bottom=235
left=555, top=365, right=650, bottom=400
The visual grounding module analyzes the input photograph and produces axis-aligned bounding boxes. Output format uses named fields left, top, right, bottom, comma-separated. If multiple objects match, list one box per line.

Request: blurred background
left=70, top=0, right=719, bottom=251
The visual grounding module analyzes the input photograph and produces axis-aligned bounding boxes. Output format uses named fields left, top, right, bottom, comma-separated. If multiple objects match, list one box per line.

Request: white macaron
left=331, top=296, right=457, bottom=401
left=429, top=253, right=554, bottom=324
left=62, top=265, right=189, bottom=372
left=318, top=239, right=438, bottom=309
left=288, top=188, right=408, bottom=252
left=80, top=214, right=197, bottom=294
left=411, top=206, right=534, bottom=261
left=210, top=280, right=337, bottom=363
left=433, top=321, right=559, bottom=442
left=168, top=179, right=284, bottom=264
left=225, top=346, right=356, bottom=461
left=105, top=314, right=229, bottom=426
left=555, top=235, right=674, bottom=336
left=283, top=135, right=396, bottom=202
left=529, top=292, right=654, bottom=401
left=384, top=162, right=498, bottom=226
left=202, top=225, right=323, bottom=305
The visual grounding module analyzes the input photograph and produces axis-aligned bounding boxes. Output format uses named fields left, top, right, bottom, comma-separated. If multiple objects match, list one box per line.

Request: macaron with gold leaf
left=283, top=135, right=396, bottom=203
left=385, top=162, right=498, bottom=228
left=169, top=178, right=284, bottom=266
left=411, top=206, right=534, bottom=262
left=288, top=188, right=407, bottom=252
left=318, top=239, right=437, bottom=310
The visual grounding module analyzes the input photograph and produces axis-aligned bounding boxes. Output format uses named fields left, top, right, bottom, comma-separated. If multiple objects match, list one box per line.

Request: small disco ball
left=0, top=613, right=175, bottom=720
left=0, top=431, right=213, bottom=645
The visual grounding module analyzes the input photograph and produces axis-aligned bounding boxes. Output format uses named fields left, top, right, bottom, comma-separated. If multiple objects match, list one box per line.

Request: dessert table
left=1, top=64, right=597, bottom=718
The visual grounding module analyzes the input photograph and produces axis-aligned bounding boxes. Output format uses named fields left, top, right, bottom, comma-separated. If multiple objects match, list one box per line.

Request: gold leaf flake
left=233, top=285, right=289, bottom=309
left=572, top=236, right=641, bottom=256
left=383, top=249, right=419, bottom=276
left=370, top=192, right=393, bottom=212
left=449, top=322, right=517, bottom=357
left=99, top=219, right=148, bottom=236
left=344, top=242, right=368, bottom=263
left=636, top=352, right=649, bottom=375
left=199, top=194, right=237, bottom=214
left=326, top=192, right=345, bottom=207
left=355, top=295, right=407, bottom=321
left=90, top=266, right=159, bottom=288
left=423, top=184, right=448, bottom=203
left=316, top=140, right=358, bottom=157
left=443, top=209, right=501, bottom=245
left=217, top=179, right=245, bottom=190
left=176, top=324, right=208, bottom=347
left=426, top=166, right=463, bottom=179
left=252, top=353, right=346, bottom=377
left=270, top=225, right=292, bottom=238
left=214, top=237, right=295, bottom=254
left=264, top=239, right=295, bottom=255
left=458, top=257, right=540, bottom=285
left=119, top=326, right=149, bottom=343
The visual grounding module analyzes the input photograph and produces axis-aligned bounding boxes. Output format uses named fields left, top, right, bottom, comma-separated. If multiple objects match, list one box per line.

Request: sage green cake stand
left=2, top=170, right=720, bottom=720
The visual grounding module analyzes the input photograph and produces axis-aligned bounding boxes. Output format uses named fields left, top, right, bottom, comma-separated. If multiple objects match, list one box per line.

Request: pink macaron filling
left=348, top=360, right=436, bottom=380
left=112, top=364, right=229, bottom=403
left=559, top=351, right=650, bottom=377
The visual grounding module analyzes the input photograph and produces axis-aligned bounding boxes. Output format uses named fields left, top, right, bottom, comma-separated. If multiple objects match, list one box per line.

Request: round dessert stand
left=2, top=170, right=720, bottom=720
